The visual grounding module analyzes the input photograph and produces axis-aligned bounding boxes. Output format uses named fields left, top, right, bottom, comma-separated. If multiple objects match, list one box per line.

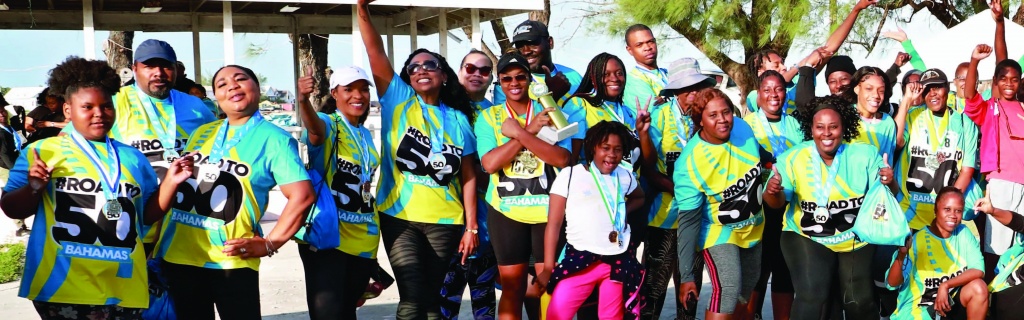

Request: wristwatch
left=466, top=229, right=479, bottom=235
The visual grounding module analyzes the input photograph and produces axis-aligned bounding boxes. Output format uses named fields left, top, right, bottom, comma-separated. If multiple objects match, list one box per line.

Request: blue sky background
left=0, top=0, right=1002, bottom=96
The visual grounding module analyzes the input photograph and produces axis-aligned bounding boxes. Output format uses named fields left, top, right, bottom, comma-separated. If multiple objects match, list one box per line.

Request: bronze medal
left=937, top=151, right=947, bottom=163
left=608, top=231, right=618, bottom=243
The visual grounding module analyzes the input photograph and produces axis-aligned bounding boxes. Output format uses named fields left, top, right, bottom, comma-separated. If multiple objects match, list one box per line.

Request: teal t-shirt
left=887, top=225, right=983, bottom=320
left=855, top=113, right=899, bottom=166
left=742, top=110, right=805, bottom=159
left=645, top=101, right=694, bottom=229
left=623, top=65, right=669, bottom=116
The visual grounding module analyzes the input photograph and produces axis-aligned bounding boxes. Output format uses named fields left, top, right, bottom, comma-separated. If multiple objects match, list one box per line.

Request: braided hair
left=746, top=49, right=782, bottom=77
left=47, top=56, right=121, bottom=101
left=399, top=49, right=475, bottom=122
left=582, top=120, right=635, bottom=164
left=841, top=66, right=887, bottom=106
left=572, top=53, right=626, bottom=107
left=794, top=95, right=861, bottom=142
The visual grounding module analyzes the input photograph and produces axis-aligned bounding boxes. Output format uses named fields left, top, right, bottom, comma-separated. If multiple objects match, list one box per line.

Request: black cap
left=496, top=52, right=531, bottom=75
left=512, top=20, right=549, bottom=44
left=824, top=56, right=857, bottom=79
left=919, top=68, right=949, bottom=87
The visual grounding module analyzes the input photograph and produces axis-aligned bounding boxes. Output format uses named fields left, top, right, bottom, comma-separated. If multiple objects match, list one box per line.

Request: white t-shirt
left=550, top=164, right=638, bottom=255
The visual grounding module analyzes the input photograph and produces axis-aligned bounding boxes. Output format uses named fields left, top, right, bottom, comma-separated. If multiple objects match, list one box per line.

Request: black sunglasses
left=499, top=74, right=530, bottom=84
left=406, top=60, right=441, bottom=74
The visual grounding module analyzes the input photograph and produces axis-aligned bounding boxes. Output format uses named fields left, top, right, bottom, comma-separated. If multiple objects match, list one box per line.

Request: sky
left=0, top=0, right=1011, bottom=97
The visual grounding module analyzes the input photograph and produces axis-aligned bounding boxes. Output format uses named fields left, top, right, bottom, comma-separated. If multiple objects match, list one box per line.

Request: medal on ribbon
left=421, top=98, right=449, bottom=172
left=589, top=162, right=624, bottom=247
left=134, top=86, right=180, bottom=159
left=809, top=144, right=845, bottom=225
left=68, top=130, right=123, bottom=219
left=203, top=112, right=265, bottom=186
left=340, top=113, right=375, bottom=205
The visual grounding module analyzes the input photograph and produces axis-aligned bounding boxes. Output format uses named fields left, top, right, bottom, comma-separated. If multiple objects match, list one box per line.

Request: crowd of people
left=5, top=0, right=1024, bottom=319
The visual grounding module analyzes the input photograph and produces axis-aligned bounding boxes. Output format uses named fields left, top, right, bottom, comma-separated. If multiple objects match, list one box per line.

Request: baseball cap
left=512, top=20, right=549, bottom=44
left=329, top=66, right=374, bottom=89
left=918, top=68, right=949, bottom=87
left=496, top=53, right=531, bottom=74
left=659, top=58, right=716, bottom=96
left=134, top=39, right=177, bottom=63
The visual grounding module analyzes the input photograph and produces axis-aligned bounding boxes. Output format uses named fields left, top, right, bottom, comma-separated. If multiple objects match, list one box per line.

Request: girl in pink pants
left=538, top=121, right=647, bottom=319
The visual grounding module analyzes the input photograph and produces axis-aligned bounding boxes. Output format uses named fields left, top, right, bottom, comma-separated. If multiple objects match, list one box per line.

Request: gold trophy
left=533, top=81, right=578, bottom=144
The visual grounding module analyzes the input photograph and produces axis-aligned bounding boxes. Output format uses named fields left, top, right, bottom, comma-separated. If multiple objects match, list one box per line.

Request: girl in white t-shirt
left=537, top=120, right=646, bottom=319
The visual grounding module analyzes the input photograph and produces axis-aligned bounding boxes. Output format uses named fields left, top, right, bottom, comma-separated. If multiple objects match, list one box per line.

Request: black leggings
left=297, top=244, right=377, bottom=320
left=640, top=226, right=681, bottom=320
left=780, top=232, right=876, bottom=320
left=992, top=284, right=1024, bottom=320
left=162, top=261, right=261, bottom=320
left=380, top=213, right=462, bottom=320
left=753, top=205, right=793, bottom=294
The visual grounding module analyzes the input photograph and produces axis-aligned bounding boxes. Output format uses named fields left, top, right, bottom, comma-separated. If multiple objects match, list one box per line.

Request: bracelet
left=466, top=229, right=478, bottom=235
left=264, top=239, right=279, bottom=258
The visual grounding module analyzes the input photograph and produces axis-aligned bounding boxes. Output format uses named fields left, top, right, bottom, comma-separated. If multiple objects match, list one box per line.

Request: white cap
left=329, top=66, right=374, bottom=89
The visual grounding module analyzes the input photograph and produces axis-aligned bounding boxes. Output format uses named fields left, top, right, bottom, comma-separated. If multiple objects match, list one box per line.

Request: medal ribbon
left=418, top=96, right=447, bottom=156
left=923, top=109, right=950, bottom=156
left=632, top=66, right=669, bottom=94
left=133, top=86, right=178, bottom=157
left=757, top=109, right=789, bottom=157
left=603, top=101, right=626, bottom=124
left=1, top=126, right=20, bottom=149
left=588, top=163, right=624, bottom=236
left=669, top=100, right=693, bottom=148
left=808, top=144, right=845, bottom=209
left=504, top=101, right=535, bottom=127
left=339, top=113, right=372, bottom=184
left=68, top=130, right=122, bottom=201
left=208, top=112, right=264, bottom=165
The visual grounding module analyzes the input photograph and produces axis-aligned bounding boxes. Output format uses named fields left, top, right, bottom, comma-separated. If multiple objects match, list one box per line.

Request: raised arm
left=883, top=28, right=928, bottom=71
left=993, top=0, right=1008, bottom=62
left=823, top=0, right=876, bottom=54
left=964, top=45, right=993, bottom=100
left=296, top=67, right=327, bottom=146
left=895, top=83, right=922, bottom=149
left=357, top=0, right=395, bottom=97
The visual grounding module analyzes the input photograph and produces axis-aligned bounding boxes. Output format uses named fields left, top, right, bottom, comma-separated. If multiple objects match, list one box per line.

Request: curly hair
left=572, top=53, right=626, bottom=107
left=794, top=95, right=861, bottom=142
left=841, top=66, right=887, bottom=105
left=35, top=87, right=63, bottom=109
left=582, top=120, right=635, bottom=163
left=47, top=56, right=121, bottom=101
left=688, top=88, right=737, bottom=133
left=746, top=49, right=782, bottom=77
left=399, top=49, right=475, bottom=123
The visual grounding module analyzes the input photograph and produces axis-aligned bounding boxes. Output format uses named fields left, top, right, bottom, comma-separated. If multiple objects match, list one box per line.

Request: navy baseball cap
left=134, top=39, right=177, bottom=63
left=512, top=20, right=549, bottom=44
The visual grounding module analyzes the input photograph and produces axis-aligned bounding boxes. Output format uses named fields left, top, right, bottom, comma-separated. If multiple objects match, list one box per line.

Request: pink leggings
left=546, top=262, right=624, bottom=320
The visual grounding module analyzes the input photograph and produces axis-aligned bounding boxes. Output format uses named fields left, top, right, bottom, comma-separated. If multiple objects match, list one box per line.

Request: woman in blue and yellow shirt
left=1, top=57, right=193, bottom=319
left=357, top=1, right=480, bottom=318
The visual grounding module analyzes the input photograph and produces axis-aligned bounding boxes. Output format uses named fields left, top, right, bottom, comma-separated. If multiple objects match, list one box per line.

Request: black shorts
left=926, top=286, right=966, bottom=320
left=487, top=204, right=553, bottom=266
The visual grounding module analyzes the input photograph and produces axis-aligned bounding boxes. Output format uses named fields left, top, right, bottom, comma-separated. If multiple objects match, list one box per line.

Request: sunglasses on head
left=406, top=60, right=441, bottom=74
left=499, top=74, right=530, bottom=84
left=464, top=64, right=492, bottom=76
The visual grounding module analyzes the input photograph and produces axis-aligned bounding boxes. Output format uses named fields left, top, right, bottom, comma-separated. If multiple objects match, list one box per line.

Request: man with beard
left=492, top=20, right=582, bottom=106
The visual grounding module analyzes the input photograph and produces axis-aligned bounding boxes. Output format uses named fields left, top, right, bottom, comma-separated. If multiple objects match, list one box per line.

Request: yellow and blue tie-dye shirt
left=645, top=101, right=694, bottom=229
left=855, top=113, right=899, bottom=166
left=674, top=120, right=765, bottom=249
left=304, top=112, right=381, bottom=258
left=897, top=107, right=979, bottom=230
left=376, top=75, right=476, bottom=224
left=5, top=136, right=159, bottom=308
left=887, top=225, right=983, bottom=319
left=623, top=66, right=668, bottom=116
left=742, top=110, right=805, bottom=159
left=475, top=101, right=571, bottom=224
left=156, top=117, right=309, bottom=270
left=563, top=97, right=641, bottom=169
left=991, top=243, right=1024, bottom=293
left=774, top=142, right=885, bottom=252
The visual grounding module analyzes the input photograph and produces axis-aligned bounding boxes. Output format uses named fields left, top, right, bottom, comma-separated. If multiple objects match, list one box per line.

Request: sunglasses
left=464, top=64, right=492, bottom=76
left=499, top=74, right=530, bottom=84
left=406, top=60, right=441, bottom=74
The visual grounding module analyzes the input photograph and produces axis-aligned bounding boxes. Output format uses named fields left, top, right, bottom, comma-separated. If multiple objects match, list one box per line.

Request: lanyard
left=757, top=109, right=789, bottom=157
left=603, top=101, right=626, bottom=124
left=632, top=66, right=669, bottom=93
left=418, top=96, right=447, bottom=155
left=809, top=144, right=845, bottom=208
left=588, top=163, right=624, bottom=233
left=923, top=109, right=951, bottom=152
left=208, top=112, right=264, bottom=165
left=1, top=126, right=20, bottom=149
left=339, top=113, right=372, bottom=184
left=504, top=101, right=535, bottom=127
left=133, top=86, right=178, bottom=158
left=669, top=100, right=692, bottom=147
left=68, top=130, right=122, bottom=200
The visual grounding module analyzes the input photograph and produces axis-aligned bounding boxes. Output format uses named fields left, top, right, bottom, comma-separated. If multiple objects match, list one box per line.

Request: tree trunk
left=490, top=20, right=513, bottom=54
left=294, top=34, right=330, bottom=111
left=528, top=0, right=551, bottom=25
left=103, top=31, right=135, bottom=75
left=1014, top=3, right=1024, bottom=25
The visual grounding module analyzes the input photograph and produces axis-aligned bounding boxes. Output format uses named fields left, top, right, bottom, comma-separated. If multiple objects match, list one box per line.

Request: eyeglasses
left=406, top=60, right=441, bottom=74
left=499, top=74, right=530, bottom=84
left=464, top=64, right=492, bottom=76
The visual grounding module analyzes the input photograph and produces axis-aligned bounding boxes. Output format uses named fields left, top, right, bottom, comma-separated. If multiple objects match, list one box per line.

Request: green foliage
left=0, top=243, right=26, bottom=284
left=0, top=87, right=10, bottom=96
